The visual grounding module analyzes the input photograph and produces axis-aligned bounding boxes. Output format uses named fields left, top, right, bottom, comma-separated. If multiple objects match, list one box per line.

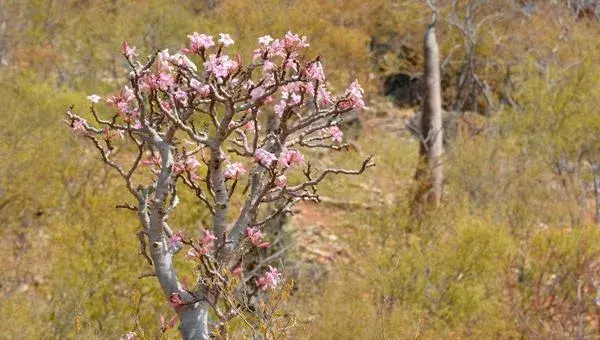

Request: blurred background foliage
left=3, top=0, right=600, bottom=339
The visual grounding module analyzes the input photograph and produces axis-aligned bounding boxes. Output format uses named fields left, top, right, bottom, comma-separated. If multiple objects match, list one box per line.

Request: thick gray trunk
left=421, top=13, right=444, bottom=206
left=179, top=301, right=210, bottom=340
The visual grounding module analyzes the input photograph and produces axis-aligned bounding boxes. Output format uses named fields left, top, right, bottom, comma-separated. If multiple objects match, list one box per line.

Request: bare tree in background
left=414, top=0, right=444, bottom=209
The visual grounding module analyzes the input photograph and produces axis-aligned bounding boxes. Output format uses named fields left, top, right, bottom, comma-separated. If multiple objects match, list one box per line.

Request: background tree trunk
left=416, top=9, right=444, bottom=208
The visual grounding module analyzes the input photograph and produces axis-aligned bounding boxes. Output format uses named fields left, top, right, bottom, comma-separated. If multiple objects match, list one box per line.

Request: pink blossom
left=257, top=266, right=282, bottom=291
left=158, top=49, right=170, bottom=62
left=254, top=148, right=277, bottom=167
left=169, top=53, right=198, bottom=72
left=204, top=55, right=238, bottom=79
left=274, top=174, right=287, bottom=188
left=190, top=80, right=211, bottom=98
left=142, top=152, right=161, bottom=167
left=173, top=161, right=186, bottom=174
left=258, top=35, right=274, bottom=46
left=343, top=79, right=365, bottom=109
left=218, top=33, right=235, bottom=47
left=306, top=61, right=325, bottom=82
left=160, top=315, right=176, bottom=332
left=157, top=72, right=174, bottom=91
left=328, top=126, right=343, bottom=143
left=282, top=31, right=309, bottom=51
left=274, top=100, right=286, bottom=117
left=169, top=292, right=185, bottom=311
left=185, top=32, right=215, bottom=53
left=245, top=227, right=271, bottom=248
left=188, top=78, right=201, bottom=91
left=251, top=86, right=265, bottom=101
left=318, top=86, right=334, bottom=106
left=103, top=126, right=125, bottom=140
left=224, top=162, right=247, bottom=180
left=202, top=229, right=216, bottom=247
left=278, top=149, right=304, bottom=168
left=87, top=94, right=101, bottom=103
left=119, top=331, right=137, bottom=340
left=132, top=120, right=143, bottom=129
left=121, top=41, right=137, bottom=58
left=168, top=232, right=184, bottom=249
left=174, top=89, right=188, bottom=104
left=72, top=119, right=86, bottom=133
left=138, top=74, right=158, bottom=91
left=186, top=248, right=199, bottom=259
left=197, top=229, right=216, bottom=254
left=123, top=86, right=135, bottom=102
left=263, top=60, right=276, bottom=74
left=185, top=156, right=200, bottom=171
left=285, top=59, right=298, bottom=72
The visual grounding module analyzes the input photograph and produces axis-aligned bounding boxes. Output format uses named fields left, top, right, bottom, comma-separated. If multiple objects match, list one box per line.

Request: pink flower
left=278, top=149, right=304, bottom=168
left=285, top=59, right=298, bottom=72
left=72, top=119, right=86, bottom=133
left=258, top=35, right=274, bottom=46
left=123, top=86, right=135, bottom=102
left=246, top=227, right=271, bottom=248
left=189, top=80, right=211, bottom=98
left=87, top=94, right=101, bottom=103
left=202, top=229, right=216, bottom=247
left=343, top=79, right=365, bottom=110
left=103, top=126, right=125, bottom=140
left=328, top=126, right=343, bottom=143
left=168, top=232, right=184, bottom=249
left=282, top=31, right=309, bottom=51
left=204, top=55, right=238, bottom=79
left=186, top=248, right=199, bottom=259
left=218, top=33, right=235, bottom=47
left=251, top=86, right=265, bottom=101
left=174, top=89, right=188, bottom=104
left=274, top=174, right=287, bottom=188
left=169, top=53, right=198, bottom=72
left=185, top=32, right=214, bottom=53
left=119, top=331, right=137, bottom=340
left=173, top=161, right=186, bottom=174
left=274, top=100, right=286, bottom=117
left=185, top=156, right=200, bottom=171
left=160, top=315, right=176, bottom=332
left=263, top=60, right=276, bottom=74
left=254, top=148, right=277, bottom=168
left=306, top=61, right=325, bottom=82
left=142, top=152, right=161, bottom=167
left=169, top=292, right=185, bottom=311
left=157, top=72, right=174, bottom=91
left=189, top=79, right=202, bottom=91
left=224, top=162, right=247, bottom=180
left=121, top=41, right=137, bottom=58
left=257, top=266, right=282, bottom=291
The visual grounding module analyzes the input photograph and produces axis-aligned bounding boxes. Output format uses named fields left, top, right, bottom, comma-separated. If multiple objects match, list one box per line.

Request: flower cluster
left=224, top=162, right=247, bottom=180
left=257, top=266, right=282, bottom=291
left=245, top=227, right=271, bottom=248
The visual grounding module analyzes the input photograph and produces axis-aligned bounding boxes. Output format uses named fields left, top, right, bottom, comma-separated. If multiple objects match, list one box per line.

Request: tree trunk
left=417, top=11, right=444, bottom=207
left=179, top=301, right=210, bottom=340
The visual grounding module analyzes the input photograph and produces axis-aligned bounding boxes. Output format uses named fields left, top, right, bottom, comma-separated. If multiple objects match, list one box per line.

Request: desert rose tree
left=66, top=31, right=373, bottom=339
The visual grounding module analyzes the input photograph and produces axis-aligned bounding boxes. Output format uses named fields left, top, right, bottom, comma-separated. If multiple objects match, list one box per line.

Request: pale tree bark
left=418, top=2, right=444, bottom=207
